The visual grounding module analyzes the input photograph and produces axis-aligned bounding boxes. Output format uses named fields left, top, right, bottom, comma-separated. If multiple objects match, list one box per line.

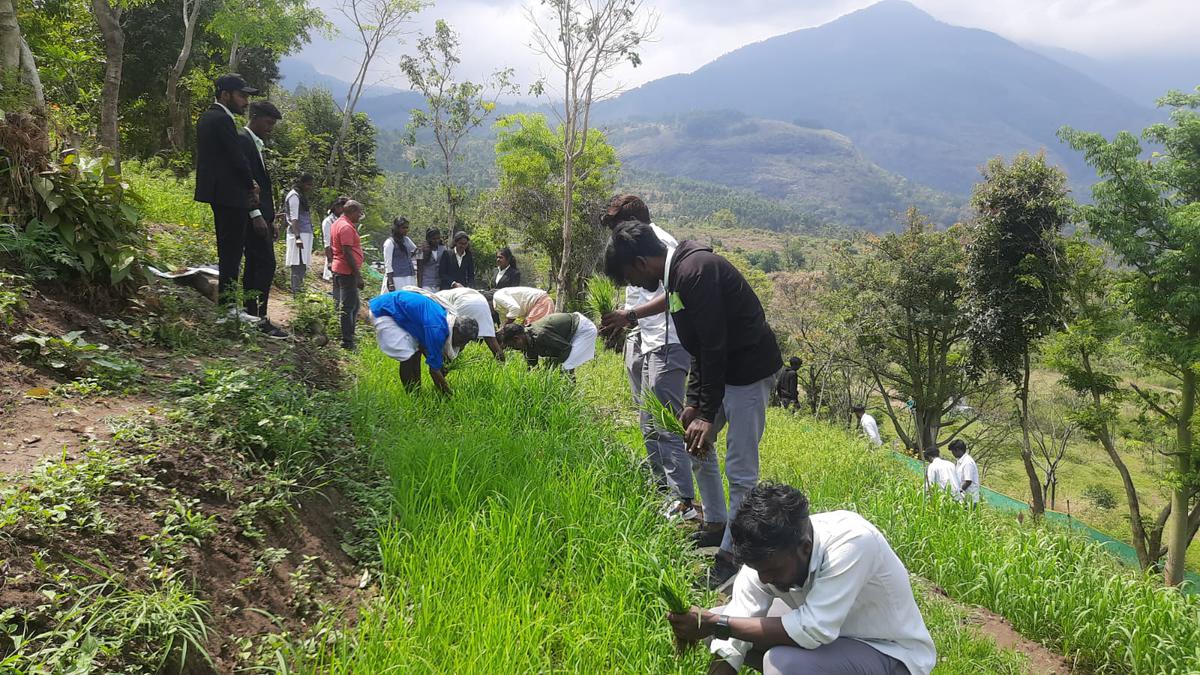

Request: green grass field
left=306, top=347, right=1075, bottom=673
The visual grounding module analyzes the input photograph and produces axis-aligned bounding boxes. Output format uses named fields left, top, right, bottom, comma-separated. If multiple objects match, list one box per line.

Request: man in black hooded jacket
left=604, top=220, right=782, bottom=590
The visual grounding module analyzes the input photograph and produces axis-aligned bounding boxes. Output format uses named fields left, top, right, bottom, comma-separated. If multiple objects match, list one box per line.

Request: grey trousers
left=645, top=343, right=725, bottom=516
left=625, top=336, right=667, bottom=490
left=334, top=273, right=359, bottom=349
left=712, top=601, right=909, bottom=675
left=708, top=373, right=776, bottom=552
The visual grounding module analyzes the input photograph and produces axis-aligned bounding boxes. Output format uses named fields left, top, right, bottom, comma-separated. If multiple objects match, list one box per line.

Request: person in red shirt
left=329, top=200, right=365, bottom=349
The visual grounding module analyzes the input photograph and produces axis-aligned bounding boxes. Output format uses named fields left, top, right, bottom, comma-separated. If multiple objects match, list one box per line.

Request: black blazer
left=194, top=103, right=255, bottom=209
left=439, top=249, right=475, bottom=288
left=493, top=265, right=521, bottom=289
left=236, top=130, right=274, bottom=224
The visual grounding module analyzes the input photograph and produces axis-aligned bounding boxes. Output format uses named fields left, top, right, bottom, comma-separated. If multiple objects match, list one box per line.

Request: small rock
left=22, top=435, right=41, bottom=445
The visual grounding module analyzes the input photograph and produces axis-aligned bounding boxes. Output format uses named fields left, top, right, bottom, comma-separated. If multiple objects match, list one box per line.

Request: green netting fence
left=891, top=452, right=1200, bottom=590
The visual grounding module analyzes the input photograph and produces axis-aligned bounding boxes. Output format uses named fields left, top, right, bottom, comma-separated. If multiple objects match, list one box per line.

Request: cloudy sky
left=293, top=0, right=1200, bottom=95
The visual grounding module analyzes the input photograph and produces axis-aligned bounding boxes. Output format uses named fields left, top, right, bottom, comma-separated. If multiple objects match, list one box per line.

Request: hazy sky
left=293, top=0, right=1200, bottom=94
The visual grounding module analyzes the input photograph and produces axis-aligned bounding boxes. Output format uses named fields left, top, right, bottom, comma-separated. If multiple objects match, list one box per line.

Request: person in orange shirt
left=329, top=200, right=365, bottom=349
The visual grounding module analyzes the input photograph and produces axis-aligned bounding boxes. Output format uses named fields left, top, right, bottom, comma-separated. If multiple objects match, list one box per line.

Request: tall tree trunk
left=227, top=31, right=240, bottom=71
left=443, top=156, right=456, bottom=233
left=166, top=0, right=203, bottom=153
left=557, top=148, right=574, bottom=308
left=1018, top=350, right=1046, bottom=514
left=91, top=0, right=124, bottom=170
left=1164, top=367, right=1196, bottom=585
left=1, top=0, right=46, bottom=116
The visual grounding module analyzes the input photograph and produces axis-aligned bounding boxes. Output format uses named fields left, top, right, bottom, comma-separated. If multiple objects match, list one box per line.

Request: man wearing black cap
left=194, top=74, right=263, bottom=323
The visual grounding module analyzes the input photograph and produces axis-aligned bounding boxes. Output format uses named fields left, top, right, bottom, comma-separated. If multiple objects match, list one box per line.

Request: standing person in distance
left=776, top=356, right=801, bottom=411
left=321, top=196, right=348, bottom=285
left=382, top=216, right=418, bottom=294
left=925, top=446, right=963, bottom=500
left=853, top=404, right=883, bottom=448
left=949, top=439, right=980, bottom=506
left=600, top=194, right=713, bottom=531
left=236, top=100, right=287, bottom=338
left=416, top=228, right=447, bottom=292
left=193, top=74, right=261, bottom=323
left=604, top=221, right=783, bottom=590
left=493, top=247, right=521, bottom=289
left=283, top=173, right=316, bottom=298
left=439, top=231, right=476, bottom=289
left=329, top=200, right=366, bottom=350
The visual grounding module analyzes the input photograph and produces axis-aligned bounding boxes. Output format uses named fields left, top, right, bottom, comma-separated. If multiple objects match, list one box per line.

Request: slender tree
left=326, top=0, right=426, bottom=188
left=526, top=0, right=655, bottom=306
left=1061, top=91, right=1200, bottom=585
left=208, top=0, right=328, bottom=72
left=400, top=19, right=516, bottom=233
left=164, top=0, right=204, bottom=153
left=90, top=0, right=126, bottom=167
left=964, top=152, right=1071, bottom=515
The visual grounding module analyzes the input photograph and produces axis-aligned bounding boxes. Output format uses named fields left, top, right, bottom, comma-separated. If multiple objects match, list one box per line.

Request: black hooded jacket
left=666, top=241, right=782, bottom=422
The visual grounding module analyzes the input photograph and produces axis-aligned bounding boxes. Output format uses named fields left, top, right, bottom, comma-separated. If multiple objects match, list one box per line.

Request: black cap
left=215, top=74, right=259, bottom=95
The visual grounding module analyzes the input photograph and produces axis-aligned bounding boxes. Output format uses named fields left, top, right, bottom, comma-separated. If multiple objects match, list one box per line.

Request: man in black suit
left=193, top=74, right=264, bottom=323
left=237, top=101, right=287, bottom=338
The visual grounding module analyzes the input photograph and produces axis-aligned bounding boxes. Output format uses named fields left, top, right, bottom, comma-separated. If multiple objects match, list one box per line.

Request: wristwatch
left=625, top=308, right=638, bottom=325
left=713, top=614, right=732, bottom=640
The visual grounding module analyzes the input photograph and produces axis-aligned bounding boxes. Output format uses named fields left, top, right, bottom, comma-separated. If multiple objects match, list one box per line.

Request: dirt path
left=0, top=391, right=155, bottom=474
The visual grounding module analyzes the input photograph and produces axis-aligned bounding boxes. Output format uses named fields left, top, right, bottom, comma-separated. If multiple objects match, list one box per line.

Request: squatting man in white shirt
left=667, top=482, right=936, bottom=675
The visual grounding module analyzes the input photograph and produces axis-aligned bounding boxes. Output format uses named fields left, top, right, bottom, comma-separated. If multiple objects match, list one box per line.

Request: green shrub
left=10, top=330, right=142, bottom=388
left=0, top=270, right=29, bottom=325
left=1083, top=483, right=1119, bottom=510
left=122, top=160, right=216, bottom=269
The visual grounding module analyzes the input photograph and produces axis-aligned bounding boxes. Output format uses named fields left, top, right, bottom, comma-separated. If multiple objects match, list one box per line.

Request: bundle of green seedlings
left=584, top=275, right=625, bottom=351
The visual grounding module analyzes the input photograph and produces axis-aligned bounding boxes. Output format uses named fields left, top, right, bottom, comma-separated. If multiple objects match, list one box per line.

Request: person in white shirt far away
left=949, top=439, right=980, bottom=506
left=924, top=447, right=962, bottom=500
left=852, top=404, right=883, bottom=447
left=667, top=482, right=936, bottom=675
left=283, top=173, right=316, bottom=297
left=382, top=216, right=418, bottom=294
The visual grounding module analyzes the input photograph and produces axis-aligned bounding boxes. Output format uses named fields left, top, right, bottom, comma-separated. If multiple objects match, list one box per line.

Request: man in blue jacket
left=369, top=290, right=479, bottom=395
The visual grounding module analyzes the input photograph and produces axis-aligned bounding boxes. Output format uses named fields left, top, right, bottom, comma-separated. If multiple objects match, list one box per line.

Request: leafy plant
left=0, top=270, right=29, bottom=325
left=11, top=329, right=142, bottom=387
left=1083, top=483, right=1118, bottom=510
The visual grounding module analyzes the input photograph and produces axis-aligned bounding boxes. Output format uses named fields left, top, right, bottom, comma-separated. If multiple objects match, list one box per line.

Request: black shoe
left=689, top=524, right=726, bottom=549
left=701, top=556, right=739, bottom=592
left=259, top=320, right=289, bottom=339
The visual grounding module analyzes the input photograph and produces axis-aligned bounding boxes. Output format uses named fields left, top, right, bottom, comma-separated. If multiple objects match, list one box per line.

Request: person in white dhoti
left=283, top=173, right=315, bottom=296
left=402, top=285, right=506, bottom=360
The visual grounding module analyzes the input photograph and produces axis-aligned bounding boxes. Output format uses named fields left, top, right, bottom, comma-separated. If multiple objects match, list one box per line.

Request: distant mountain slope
left=608, top=112, right=964, bottom=231
left=598, top=0, right=1151, bottom=194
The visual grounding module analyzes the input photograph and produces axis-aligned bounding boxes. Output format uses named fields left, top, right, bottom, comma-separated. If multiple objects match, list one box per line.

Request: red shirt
left=330, top=215, right=364, bottom=275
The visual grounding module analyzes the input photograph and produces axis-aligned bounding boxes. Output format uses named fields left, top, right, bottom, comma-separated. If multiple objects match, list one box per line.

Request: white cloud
left=293, top=0, right=1200, bottom=96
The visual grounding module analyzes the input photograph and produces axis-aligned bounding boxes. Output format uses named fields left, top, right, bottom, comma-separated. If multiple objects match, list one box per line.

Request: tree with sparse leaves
left=1060, top=89, right=1200, bottom=586
left=964, top=152, right=1071, bottom=516
left=400, top=19, right=516, bottom=233
left=526, top=0, right=656, bottom=308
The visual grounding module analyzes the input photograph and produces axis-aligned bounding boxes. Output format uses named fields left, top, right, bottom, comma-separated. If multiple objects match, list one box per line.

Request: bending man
left=369, top=289, right=479, bottom=395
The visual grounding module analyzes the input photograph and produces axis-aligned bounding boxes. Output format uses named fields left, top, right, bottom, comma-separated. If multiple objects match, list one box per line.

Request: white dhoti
left=372, top=314, right=420, bottom=362
left=285, top=232, right=314, bottom=266
left=563, top=314, right=598, bottom=371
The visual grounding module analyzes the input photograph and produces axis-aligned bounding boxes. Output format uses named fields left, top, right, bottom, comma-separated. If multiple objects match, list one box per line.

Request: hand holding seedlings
left=666, top=606, right=717, bottom=645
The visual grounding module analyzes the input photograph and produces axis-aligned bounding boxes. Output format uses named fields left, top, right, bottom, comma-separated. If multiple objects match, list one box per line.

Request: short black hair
left=393, top=216, right=410, bottom=229
left=924, top=447, right=940, bottom=459
left=248, top=101, right=282, bottom=120
left=603, top=220, right=668, bottom=285
left=497, top=322, right=526, bottom=347
left=789, top=356, right=802, bottom=368
left=730, top=482, right=811, bottom=564
left=601, top=194, right=651, bottom=228
left=426, top=228, right=442, bottom=242
left=851, top=404, right=865, bottom=414
left=453, top=315, right=479, bottom=342
left=948, top=439, right=967, bottom=454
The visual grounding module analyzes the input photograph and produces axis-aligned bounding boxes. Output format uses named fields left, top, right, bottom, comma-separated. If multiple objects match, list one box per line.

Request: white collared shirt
left=455, top=250, right=466, bottom=267
left=956, top=453, right=981, bottom=503
left=926, top=457, right=962, bottom=498
left=495, top=266, right=507, bottom=286
left=711, top=511, right=936, bottom=675
left=215, top=101, right=237, bottom=122
left=625, top=222, right=680, bottom=354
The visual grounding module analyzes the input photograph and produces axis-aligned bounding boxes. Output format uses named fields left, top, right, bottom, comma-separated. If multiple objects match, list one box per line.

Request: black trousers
left=213, top=205, right=275, bottom=317
left=334, top=273, right=359, bottom=348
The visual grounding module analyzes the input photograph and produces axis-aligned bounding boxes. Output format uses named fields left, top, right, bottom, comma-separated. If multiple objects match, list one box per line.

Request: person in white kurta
left=491, top=286, right=555, bottom=325
left=925, top=448, right=963, bottom=500
left=381, top=217, right=418, bottom=294
left=320, top=197, right=347, bottom=283
left=666, top=482, right=936, bottom=675
left=950, top=439, right=981, bottom=505
left=283, top=174, right=315, bottom=296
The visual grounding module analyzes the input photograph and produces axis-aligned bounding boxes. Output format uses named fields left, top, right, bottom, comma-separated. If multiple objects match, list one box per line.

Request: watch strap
left=714, top=614, right=732, bottom=640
